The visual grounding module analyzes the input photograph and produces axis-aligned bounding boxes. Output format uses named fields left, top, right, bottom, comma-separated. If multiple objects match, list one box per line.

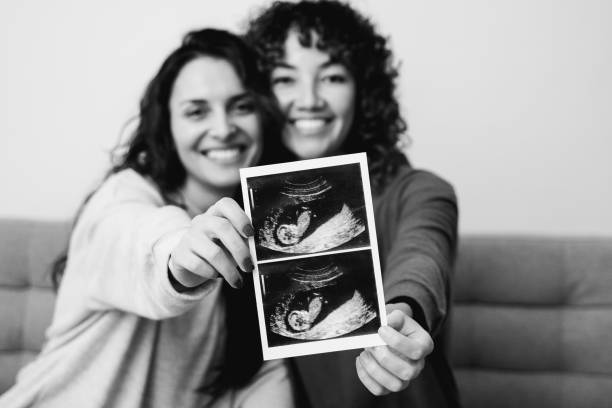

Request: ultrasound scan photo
left=260, top=252, right=380, bottom=347
left=240, top=154, right=387, bottom=360
left=248, top=163, right=370, bottom=261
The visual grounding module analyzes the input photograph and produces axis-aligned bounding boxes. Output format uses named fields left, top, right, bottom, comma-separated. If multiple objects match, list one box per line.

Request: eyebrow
left=227, top=92, right=253, bottom=105
left=178, top=92, right=251, bottom=107
left=273, top=60, right=342, bottom=70
left=179, top=99, right=208, bottom=107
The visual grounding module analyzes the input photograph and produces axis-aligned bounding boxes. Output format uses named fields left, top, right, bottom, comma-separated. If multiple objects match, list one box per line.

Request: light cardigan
left=0, top=169, right=229, bottom=408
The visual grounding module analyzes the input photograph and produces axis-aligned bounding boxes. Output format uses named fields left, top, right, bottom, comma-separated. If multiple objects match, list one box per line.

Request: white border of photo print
left=240, top=153, right=387, bottom=360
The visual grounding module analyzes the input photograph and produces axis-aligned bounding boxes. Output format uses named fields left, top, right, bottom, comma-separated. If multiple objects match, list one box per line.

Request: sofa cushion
left=451, top=236, right=612, bottom=408
left=0, top=219, right=70, bottom=393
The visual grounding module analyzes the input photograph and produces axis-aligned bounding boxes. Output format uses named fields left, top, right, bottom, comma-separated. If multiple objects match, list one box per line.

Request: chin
left=208, top=173, right=241, bottom=189
left=198, top=164, right=240, bottom=188
left=286, top=140, right=329, bottom=160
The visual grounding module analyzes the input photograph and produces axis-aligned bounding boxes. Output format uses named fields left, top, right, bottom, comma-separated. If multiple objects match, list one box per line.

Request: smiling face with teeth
left=271, top=31, right=356, bottom=159
left=169, top=56, right=262, bottom=199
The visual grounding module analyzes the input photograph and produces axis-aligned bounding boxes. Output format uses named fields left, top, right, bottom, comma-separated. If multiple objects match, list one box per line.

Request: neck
left=179, top=178, right=236, bottom=217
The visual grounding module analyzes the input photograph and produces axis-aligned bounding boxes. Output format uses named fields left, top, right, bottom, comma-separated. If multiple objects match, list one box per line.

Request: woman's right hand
left=169, top=197, right=255, bottom=289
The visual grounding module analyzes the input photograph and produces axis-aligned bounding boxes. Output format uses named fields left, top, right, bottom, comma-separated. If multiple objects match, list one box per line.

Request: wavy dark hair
left=51, top=28, right=284, bottom=289
left=50, top=28, right=284, bottom=391
left=245, top=0, right=410, bottom=191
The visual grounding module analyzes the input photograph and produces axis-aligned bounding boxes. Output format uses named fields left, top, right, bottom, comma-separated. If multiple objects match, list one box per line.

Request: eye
left=231, top=98, right=256, bottom=115
left=320, top=64, right=353, bottom=85
left=183, top=104, right=209, bottom=120
left=321, top=74, right=348, bottom=84
left=271, top=74, right=296, bottom=87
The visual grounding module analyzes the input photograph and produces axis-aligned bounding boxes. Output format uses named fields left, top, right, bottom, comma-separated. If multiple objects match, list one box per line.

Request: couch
left=450, top=236, right=612, bottom=408
left=1, top=218, right=612, bottom=407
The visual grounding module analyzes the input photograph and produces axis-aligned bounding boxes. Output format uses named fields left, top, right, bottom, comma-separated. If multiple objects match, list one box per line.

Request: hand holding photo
left=240, top=153, right=387, bottom=360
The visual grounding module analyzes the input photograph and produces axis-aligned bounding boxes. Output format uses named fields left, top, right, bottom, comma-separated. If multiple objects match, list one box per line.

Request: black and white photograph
left=260, top=251, right=380, bottom=347
left=246, top=162, right=370, bottom=261
left=241, top=153, right=387, bottom=359
left=2, top=0, right=611, bottom=406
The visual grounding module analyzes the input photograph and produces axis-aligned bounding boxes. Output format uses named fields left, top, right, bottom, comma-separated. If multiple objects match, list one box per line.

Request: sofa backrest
left=451, top=236, right=612, bottom=408
left=1, top=219, right=612, bottom=407
left=0, top=219, right=70, bottom=394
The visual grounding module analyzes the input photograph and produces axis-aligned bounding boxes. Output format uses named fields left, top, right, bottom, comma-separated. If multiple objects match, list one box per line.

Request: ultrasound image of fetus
left=259, top=176, right=366, bottom=255
left=274, top=205, right=312, bottom=246
left=285, top=290, right=326, bottom=332
left=267, top=260, right=376, bottom=341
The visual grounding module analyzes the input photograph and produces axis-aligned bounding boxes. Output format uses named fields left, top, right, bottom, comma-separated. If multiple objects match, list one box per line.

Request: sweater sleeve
left=381, top=170, right=458, bottom=336
left=66, top=170, right=216, bottom=320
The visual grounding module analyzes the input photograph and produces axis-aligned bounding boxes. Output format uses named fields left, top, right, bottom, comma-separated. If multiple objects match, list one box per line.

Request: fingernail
left=243, top=258, right=254, bottom=272
left=243, top=224, right=254, bottom=237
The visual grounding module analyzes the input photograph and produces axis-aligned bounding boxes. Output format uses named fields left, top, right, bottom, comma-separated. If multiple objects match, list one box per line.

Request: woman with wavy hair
left=0, top=28, right=295, bottom=408
left=246, top=1, right=460, bottom=407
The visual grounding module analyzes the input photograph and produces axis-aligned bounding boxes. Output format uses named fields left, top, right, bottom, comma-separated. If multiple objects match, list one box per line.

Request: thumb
left=386, top=308, right=405, bottom=329
left=385, top=308, right=420, bottom=337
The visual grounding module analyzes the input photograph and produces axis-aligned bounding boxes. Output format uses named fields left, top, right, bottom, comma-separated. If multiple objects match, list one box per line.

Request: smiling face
left=271, top=30, right=356, bottom=159
left=169, top=56, right=262, bottom=196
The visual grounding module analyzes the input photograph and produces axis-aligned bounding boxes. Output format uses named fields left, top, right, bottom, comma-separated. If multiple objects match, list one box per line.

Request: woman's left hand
left=355, top=303, right=434, bottom=395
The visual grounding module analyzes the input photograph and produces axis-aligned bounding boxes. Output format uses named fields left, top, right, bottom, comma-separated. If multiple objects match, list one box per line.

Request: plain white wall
left=1, top=0, right=610, bottom=236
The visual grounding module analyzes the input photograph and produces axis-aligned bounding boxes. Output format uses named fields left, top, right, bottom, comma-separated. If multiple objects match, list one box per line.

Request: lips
left=291, top=118, right=332, bottom=135
left=199, top=145, right=247, bottom=164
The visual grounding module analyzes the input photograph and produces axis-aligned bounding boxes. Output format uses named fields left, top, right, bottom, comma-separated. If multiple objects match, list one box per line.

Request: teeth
left=294, top=119, right=327, bottom=132
left=204, top=147, right=241, bottom=161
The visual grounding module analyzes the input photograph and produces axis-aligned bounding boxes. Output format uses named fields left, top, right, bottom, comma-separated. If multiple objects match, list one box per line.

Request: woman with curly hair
left=246, top=1, right=460, bottom=407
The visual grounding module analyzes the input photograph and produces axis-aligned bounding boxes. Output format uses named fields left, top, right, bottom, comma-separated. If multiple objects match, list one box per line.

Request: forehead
left=171, top=56, right=244, bottom=101
left=279, top=30, right=331, bottom=67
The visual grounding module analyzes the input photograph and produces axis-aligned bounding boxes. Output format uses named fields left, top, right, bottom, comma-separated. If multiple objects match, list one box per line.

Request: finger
left=359, top=349, right=404, bottom=393
left=355, top=355, right=389, bottom=396
left=379, top=323, right=434, bottom=361
left=207, top=197, right=254, bottom=238
left=386, top=309, right=416, bottom=333
left=189, top=233, right=244, bottom=289
left=369, top=345, right=415, bottom=382
left=385, top=302, right=413, bottom=318
left=198, top=216, right=253, bottom=273
left=170, top=250, right=219, bottom=284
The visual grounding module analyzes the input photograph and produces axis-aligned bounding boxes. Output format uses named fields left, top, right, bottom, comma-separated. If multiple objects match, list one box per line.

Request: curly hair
left=245, top=0, right=410, bottom=191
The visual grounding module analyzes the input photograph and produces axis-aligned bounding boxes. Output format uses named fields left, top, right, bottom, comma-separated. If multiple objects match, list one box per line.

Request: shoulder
left=72, top=169, right=188, bottom=242
left=96, top=168, right=167, bottom=207
left=378, top=165, right=456, bottom=201
left=76, top=169, right=171, bottom=224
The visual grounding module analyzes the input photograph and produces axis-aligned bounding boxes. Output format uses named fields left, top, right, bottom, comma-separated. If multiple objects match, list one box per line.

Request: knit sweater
left=0, top=169, right=228, bottom=408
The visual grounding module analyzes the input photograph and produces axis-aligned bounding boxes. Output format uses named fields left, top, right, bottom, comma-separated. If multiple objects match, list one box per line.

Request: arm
left=357, top=170, right=458, bottom=395
left=68, top=172, right=212, bottom=320
left=383, top=170, right=458, bottom=335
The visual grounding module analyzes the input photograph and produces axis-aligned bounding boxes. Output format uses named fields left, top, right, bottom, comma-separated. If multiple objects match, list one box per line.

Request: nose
left=209, top=110, right=234, bottom=140
left=295, top=81, right=324, bottom=110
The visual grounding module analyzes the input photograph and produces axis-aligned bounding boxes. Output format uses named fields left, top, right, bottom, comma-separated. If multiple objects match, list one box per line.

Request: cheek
left=334, top=89, right=356, bottom=146
left=338, top=88, right=357, bottom=119
left=169, top=115, right=192, bottom=149
left=272, top=88, right=292, bottom=110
